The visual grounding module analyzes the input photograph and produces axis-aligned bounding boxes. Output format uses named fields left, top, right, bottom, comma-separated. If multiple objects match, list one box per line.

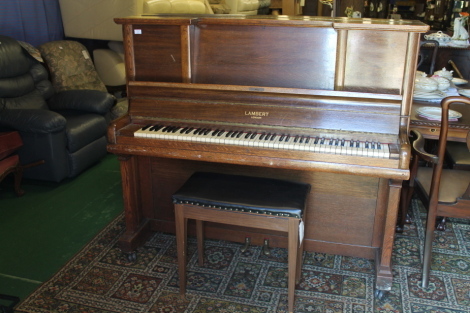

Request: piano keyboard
left=134, top=125, right=391, bottom=158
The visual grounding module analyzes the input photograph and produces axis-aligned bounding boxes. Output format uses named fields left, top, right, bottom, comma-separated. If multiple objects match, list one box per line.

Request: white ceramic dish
left=413, top=90, right=447, bottom=100
left=458, top=89, right=470, bottom=97
left=416, top=106, right=462, bottom=120
left=452, top=78, right=468, bottom=85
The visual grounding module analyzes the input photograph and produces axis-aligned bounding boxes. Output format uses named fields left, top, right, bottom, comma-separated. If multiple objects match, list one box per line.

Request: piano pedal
left=262, top=238, right=271, bottom=256
left=240, top=236, right=251, bottom=253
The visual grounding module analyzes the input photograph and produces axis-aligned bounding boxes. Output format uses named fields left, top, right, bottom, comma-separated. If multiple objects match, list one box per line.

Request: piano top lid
left=114, top=15, right=429, bottom=32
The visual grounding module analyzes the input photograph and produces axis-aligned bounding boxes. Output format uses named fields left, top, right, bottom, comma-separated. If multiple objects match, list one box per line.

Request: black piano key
left=250, top=133, right=257, bottom=139
left=236, top=132, right=243, bottom=138
left=279, top=134, right=285, bottom=141
left=305, top=136, right=310, bottom=144
left=141, top=124, right=152, bottom=130
left=150, top=125, right=163, bottom=131
left=245, top=131, right=252, bottom=139
left=226, top=131, right=234, bottom=137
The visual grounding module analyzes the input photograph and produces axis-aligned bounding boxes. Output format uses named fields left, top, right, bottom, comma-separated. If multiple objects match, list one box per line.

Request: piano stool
left=172, top=172, right=310, bottom=313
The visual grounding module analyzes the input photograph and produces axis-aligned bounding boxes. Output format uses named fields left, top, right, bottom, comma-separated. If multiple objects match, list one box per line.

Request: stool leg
left=196, top=220, right=204, bottom=267
left=287, top=218, right=299, bottom=313
left=175, top=204, right=188, bottom=297
left=296, top=238, right=304, bottom=283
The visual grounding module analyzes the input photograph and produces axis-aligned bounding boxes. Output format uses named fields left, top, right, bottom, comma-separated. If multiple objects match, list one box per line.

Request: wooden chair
left=0, top=131, right=45, bottom=196
left=445, top=140, right=470, bottom=171
left=173, top=172, right=310, bottom=313
left=400, top=96, right=470, bottom=288
left=417, top=39, right=439, bottom=75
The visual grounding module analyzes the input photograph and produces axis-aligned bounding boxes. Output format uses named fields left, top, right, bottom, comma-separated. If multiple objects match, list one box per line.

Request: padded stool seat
left=173, top=172, right=310, bottom=313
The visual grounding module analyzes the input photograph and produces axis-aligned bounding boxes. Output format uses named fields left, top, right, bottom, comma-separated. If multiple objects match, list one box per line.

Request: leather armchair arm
left=0, top=109, right=66, bottom=133
left=48, top=90, right=116, bottom=115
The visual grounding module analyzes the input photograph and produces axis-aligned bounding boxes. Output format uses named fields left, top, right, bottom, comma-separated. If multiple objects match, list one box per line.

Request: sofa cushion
left=38, top=41, right=107, bottom=93
left=144, top=0, right=207, bottom=13
left=237, top=0, right=258, bottom=11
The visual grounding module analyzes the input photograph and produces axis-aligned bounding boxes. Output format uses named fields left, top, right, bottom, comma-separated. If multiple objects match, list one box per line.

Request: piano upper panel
left=131, top=24, right=184, bottom=82
left=115, top=15, right=428, bottom=100
left=192, top=23, right=337, bottom=90
left=342, top=30, right=409, bottom=93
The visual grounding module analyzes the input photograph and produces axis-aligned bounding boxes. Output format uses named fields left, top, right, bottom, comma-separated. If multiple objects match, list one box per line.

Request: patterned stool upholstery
left=173, top=172, right=310, bottom=313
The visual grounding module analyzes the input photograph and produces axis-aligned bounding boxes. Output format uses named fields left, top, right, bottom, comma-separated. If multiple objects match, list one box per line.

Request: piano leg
left=375, top=179, right=402, bottom=293
left=117, top=155, right=152, bottom=258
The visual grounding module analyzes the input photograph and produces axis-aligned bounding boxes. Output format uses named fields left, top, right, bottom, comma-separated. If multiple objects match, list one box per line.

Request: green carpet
left=0, top=154, right=123, bottom=302
left=13, top=197, right=470, bottom=312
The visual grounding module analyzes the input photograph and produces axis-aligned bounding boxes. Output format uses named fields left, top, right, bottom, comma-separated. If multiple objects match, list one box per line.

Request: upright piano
left=108, top=15, right=429, bottom=294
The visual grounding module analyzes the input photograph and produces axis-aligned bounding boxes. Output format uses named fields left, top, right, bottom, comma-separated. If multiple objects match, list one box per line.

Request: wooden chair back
left=406, top=96, right=470, bottom=288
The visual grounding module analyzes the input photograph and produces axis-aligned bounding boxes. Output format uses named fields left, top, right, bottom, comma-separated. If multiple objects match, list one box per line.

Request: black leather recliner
left=0, top=35, right=115, bottom=182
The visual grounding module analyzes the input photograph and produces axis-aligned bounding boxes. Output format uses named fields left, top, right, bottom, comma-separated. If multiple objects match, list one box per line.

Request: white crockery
left=424, top=31, right=452, bottom=44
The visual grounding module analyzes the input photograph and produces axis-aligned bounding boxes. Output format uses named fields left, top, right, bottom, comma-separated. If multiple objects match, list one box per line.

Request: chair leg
left=175, top=204, right=188, bottom=297
left=13, top=166, right=25, bottom=197
left=287, top=219, right=299, bottom=313
left=196, top=220, right=204, bottom=267
left=422, top=208, right=437, bottom=288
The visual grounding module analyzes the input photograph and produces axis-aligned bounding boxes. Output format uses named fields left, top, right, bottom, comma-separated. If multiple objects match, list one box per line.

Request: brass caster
left=240, top=236, right=251, bottom=253
left=262, top=238, right=271, bottom=256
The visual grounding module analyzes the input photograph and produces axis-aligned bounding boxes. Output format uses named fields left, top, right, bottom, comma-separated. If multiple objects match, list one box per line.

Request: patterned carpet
left=16, top=198, right=470, bottom=313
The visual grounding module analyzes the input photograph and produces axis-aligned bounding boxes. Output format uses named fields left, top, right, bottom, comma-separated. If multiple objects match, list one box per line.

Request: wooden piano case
left=109, top=15, right=429, bottom=293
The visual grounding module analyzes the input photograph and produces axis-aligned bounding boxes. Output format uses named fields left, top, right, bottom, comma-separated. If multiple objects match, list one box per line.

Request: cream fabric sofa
left=225, top=0, right=259, bottom=14
left=59, top=0, right=214, bottom=42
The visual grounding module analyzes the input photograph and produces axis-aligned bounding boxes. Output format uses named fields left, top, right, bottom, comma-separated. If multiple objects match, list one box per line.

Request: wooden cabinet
left=420, top=44, right=470, bottom=78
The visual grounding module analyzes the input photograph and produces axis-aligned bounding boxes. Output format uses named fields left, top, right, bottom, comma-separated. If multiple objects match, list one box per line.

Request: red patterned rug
left=15, top=198, right=470, bottom=312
